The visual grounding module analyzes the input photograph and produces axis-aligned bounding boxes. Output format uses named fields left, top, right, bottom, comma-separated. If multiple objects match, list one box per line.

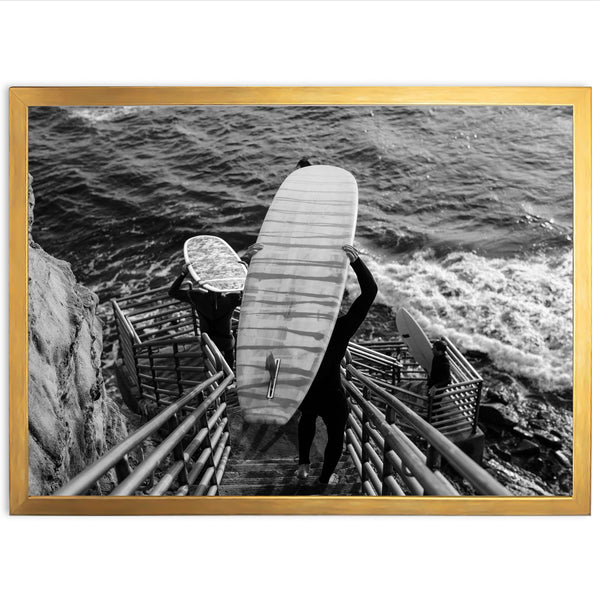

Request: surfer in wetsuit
left=427, top=340, right=451, bottom=398
left=169, top=243, right=263, bottom=368
left=297, top=245, right=378, bottom=487
left=425, top=340, right=452, bottom=469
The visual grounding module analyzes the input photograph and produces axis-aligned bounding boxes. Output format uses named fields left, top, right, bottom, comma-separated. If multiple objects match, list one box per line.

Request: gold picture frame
left=9, top=86, right=591, bottom=515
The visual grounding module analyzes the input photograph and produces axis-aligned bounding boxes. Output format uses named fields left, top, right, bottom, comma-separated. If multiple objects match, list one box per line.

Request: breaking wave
left=348, top=249, right=573, bottom=392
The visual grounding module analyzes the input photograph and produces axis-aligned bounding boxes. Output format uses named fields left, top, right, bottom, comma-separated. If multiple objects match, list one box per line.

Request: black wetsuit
left=168, top=273, right=241, bottom=367
left=298, top=257, right=378, bottom=483
left=427, top=354, right=451, bottom=390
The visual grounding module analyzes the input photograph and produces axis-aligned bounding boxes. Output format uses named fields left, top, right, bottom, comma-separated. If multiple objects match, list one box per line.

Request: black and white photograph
left=26, top=102, right=574, bottom=499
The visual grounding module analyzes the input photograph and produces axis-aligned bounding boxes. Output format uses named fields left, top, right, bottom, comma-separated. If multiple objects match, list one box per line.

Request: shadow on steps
left=220, top=407, right=361, bottom=496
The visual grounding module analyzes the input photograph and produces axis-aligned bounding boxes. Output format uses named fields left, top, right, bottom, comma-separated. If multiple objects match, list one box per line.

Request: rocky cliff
left=28, top=175, right=128, bottom=495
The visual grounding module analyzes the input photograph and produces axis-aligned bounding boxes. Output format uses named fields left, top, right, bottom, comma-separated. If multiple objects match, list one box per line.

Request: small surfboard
left=395, top=308, right=434, bottom=374
left=236, top=165, right=358, bottom=425
left=183, top=235, right=247, bottom=293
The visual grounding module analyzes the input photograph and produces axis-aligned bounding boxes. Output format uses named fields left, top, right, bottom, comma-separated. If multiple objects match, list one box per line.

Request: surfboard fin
left=265, top=352, right=281, bottom=400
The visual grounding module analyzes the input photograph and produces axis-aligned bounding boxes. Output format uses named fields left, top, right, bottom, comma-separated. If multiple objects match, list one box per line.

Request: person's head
left=432, top=340, right=447, bottom=356
left=296, top=158, right=311, bottom=169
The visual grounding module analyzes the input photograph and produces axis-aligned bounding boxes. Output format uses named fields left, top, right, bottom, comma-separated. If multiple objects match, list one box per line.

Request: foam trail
left=63, top=106, right=143, bottom=124
left=346, top=249, right=572, bottom=392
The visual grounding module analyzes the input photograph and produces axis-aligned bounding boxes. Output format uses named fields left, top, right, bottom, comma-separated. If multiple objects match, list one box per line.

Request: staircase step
left=222, top=460, right=317, bottom=479
left=218, top=481, right=362, bottom=496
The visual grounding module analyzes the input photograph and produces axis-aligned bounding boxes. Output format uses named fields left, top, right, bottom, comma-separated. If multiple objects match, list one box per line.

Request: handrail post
left=473, top=380, right=483, bottom=433
left=191, top=305, right=200, bottom=336
left=381, top=403, right=396, bottom=495
left=173, top=341, right=184, bottom=396
left=169, top=413, right=189, bottom=487
left=425, top=390, right=441, bottom=470
left=147, top=345, right=160, bottom=404
left=198, top=390, right=220, bottom=494
left=131, top=356, right=144, bottom=414
left=360, top=385, right=371, bottom=494
left=215, top=384, right=230, bottom=495
left=115, top=456, right=132, bottom=483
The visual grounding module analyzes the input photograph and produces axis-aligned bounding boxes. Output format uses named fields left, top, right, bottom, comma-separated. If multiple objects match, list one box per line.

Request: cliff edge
left=28, top=175, right=127, bottom=495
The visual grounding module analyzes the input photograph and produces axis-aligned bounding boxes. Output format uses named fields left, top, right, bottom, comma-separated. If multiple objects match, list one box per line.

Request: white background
left=1, top=1, right=597, bottom=598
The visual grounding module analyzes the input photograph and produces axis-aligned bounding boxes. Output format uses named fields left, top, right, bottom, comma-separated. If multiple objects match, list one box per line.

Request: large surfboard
left=395, top=308, right=434, bottom=374
left=184, top=235, right=247, bottom=293
left=236, top=165, right=359, bottom=424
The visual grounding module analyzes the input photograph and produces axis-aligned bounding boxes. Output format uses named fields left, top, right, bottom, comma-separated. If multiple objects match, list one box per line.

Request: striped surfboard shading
left=236, top=165, right=358, bottom=424
left=184, top=235, right=247, bottom=293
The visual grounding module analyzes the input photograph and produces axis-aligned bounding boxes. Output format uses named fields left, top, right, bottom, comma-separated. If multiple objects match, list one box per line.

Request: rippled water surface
left=29, top=104, right=573, bottom=396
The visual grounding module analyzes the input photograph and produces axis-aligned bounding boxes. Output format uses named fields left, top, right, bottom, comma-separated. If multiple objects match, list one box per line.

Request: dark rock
left=511, top=440, right=540, bottom=457
left=485, top=389, right=509, bottom=405
left=484, top=383, right=520, bottom=406
left=479, top=403, right=520, bottom=429
left=465, top=350, right=489, bottom=361
left=533, top=430, right=563, bottom=449
left=513, top=426, right=534, bottom=439
left=554, top=450, right=571, bottom=468
left=529, top=457, right=545, bottom=473
left=490, top=444, right=512, bottom=461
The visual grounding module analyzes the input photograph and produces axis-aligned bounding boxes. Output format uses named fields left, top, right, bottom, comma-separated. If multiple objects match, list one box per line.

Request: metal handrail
left=344, top=379, right=453, bottom=495
left=115, top=284, right=172, bottom=303
left=348, top=338, right=483, bottom=435
left=134, top=335, right=203, bottom=349
left=110, top=374, right=233, bottom=495
left=54, top=374, right=224, bottom=496
left=346, top=364, right=509, bottom=495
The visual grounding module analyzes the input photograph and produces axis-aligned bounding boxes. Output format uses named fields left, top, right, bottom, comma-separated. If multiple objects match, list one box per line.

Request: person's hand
left=242, top=243, right=264, bottom=261
left=342, top=244, right=360, bottom=263
left=181, top=263, right=191, bottom=277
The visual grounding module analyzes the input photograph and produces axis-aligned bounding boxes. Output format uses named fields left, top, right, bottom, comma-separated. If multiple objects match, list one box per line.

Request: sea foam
left=64, top=106, right=143, bottom=124
left=347, top=249, right=573, bottom=392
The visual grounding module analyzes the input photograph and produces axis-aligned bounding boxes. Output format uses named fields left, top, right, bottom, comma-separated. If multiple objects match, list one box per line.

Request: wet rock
left=511, top=439, right=540, bottom=458
left=490, top=444, right=512, bottom=461
left=484, top=383, right=520, bottom=406
left=485, top=389, right=508, bottom=405
left=529, top=457, right=545, bottom=473
left=513, top=426, right=534, bottom=439
left=465, top=349, right=489, bottom=361
left=533, top=430, right=563, bottom=449
left=554, top=450, right=571, bottom=468
left=479, top=403, right=520, bottom=429
left=28, top=177, right=128, bottom=495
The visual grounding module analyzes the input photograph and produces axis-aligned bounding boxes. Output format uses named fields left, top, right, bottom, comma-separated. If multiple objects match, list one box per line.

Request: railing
left=349, top=337, right=483, bottom=439
left=54, top=366, right=233, bottom=497
left=112, top=285, right=240, bottom=413
left=133, top=336, right=209, bottom=412
left=115, top=284, right=199, bottom=342
left=342, top=361, right=508, bottom=496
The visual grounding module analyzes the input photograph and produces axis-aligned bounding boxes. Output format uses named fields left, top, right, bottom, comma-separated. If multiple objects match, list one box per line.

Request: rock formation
left=28, top=175, right=128, bottom=495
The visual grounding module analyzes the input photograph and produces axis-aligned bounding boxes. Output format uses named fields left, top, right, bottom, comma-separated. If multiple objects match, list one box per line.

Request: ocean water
left=28, top=104, right=573, bottom=401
